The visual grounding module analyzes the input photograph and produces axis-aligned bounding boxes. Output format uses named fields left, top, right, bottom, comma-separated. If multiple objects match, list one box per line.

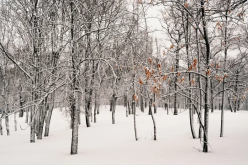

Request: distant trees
left=0, top=0, right=247, bottom=155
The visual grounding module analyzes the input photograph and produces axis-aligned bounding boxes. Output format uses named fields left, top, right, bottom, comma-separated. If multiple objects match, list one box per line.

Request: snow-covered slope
left=1, top=106, right=248, bottom=165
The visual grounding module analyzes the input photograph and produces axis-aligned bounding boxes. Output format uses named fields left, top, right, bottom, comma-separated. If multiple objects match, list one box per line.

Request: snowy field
left=1, top=106, right=248, bottom=165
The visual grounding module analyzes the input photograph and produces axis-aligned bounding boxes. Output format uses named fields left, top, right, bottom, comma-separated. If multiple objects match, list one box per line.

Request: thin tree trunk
left=189, top=102, right=196, bottom=139
left=149, top=98, right=156, bottom=140
left=0, top=117, right=2, bottom=135
left=220, top=4, right=229, bottom=137
left=5, top=114, right=9, bottom=136
left=30, top=104, right=35, bottom=143
left=133, top=97, right=138, bottom=141
left=70, top=1, right=80, bottom=154
left=228, top=96, right=233, bottom=112
left=112, top=94, right=117, bottom=124
left=210, top=80, right=214, bottom=113
left=201, top=0, right=210, bottom=152
left=140, top=95, right=144, bottom=112
left=110, top=99, right=113, bottom=111
left=94, top=90, right=98, bottom=123
left=124, top=93, right=127, bottom=107
left=153, top=93, right=157, bottom=114
left=25, top=108, right=29, bottom=123
left=128, top=101, right=131, bottom=115
left=14, top=112, right=17, bottom=131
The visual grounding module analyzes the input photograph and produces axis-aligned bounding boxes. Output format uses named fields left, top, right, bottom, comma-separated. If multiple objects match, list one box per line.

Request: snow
left=1, top=106, right=248, bottom=165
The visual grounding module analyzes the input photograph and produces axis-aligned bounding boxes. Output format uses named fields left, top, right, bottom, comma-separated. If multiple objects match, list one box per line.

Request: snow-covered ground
left=1, top=106, right=248, bottom=165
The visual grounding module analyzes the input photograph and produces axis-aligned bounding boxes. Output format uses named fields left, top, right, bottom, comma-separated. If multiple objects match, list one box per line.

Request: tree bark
left=149, top=98, right=156, bottom=140
left=112, top=94, right=117, bottom=124
left=44, top=92, right=55, bottom=137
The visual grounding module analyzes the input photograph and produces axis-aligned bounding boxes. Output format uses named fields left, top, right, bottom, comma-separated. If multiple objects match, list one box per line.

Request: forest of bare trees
left=0, top=0, right=248, bottom=155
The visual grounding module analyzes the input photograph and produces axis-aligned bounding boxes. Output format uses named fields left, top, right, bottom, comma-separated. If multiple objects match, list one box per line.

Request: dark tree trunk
left=0, top=117, right=2, bottom=135
left=112, top=94, right=117, bottom=124
left=140, top=96, right=144, bottom=112
left=210, top=80, right=214, bottom=113
left=44, top=92, right=55, bottom=137
left=149, top=98, right=156, bottom=140
left=37, top=102, right=46, bottom=139
left=30, top=105, right=35, bottom=143
left=124, top=94, right=127, bottom=107
left=201, top=0, right=210, bottom=152
left=5, top=106, right=10, bottom=136
left=153, top=93, right=157, bottom=114
left=128, top=101, right=131, bottom=115
left=132, top=97, right=138, bottom=141
left=110, top=99, right=113, bottom=111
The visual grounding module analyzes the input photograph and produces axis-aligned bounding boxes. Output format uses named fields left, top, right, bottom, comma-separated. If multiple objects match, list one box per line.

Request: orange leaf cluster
left=171, top=66, right=174, bottom=72
left=157, top=63, right=161, bottom=70
left=145, top=68, right=151, bottom=79
left=170, top=44, right=174, bottom=49
left=185, top=3, right=188, bottom=8
left=133, top=94, right=137, bottom=100
left=139, top=78, right=143, bottom=85
left=191, top=79, right=195, bottom=85
left=207, top=69, right=211, bottom=76
left=148, top=58, right=152, bottom=64
left=177, top=72, right=181, bottom=77
left=151, top=86, right=159, bottom=95
left=216, top=63, right=220, bottom=69
left=219, top=77, right=223, bottom=82
left=188, top=65, right=193, bottom=71
left=224, top=74, right=227, bottom=78
left=162, top=75, right=168, bottom=81
left=153, top=77, right=157, bottom=83
left=188, top=59, right=197, bottom=71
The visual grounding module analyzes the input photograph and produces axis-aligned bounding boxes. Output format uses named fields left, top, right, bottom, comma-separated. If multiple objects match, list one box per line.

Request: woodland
left=0, top=0, right=248, bottom=158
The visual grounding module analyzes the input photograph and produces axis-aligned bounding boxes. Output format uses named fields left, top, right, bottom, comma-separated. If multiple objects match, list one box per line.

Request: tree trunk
left=94, top=89, right=98, bottom=123
left=110, top=99, right=113, bottom=112
left=14, top=112, right=17, bottom=131
left=150, top=98, right=156, bottom=140
left=189, top=102, right=196, bottom=139
left=126, top=99, right=129, bottom=117
left=153, top=93, right=157, bottom=114
left=70, top=91, right=80, bottom=155
left=25, top=108, right=29, bottom=123
left=133, top=97, right=138, bottom=141
left=44, top=92, right=55, bottom=137
left=30, top=105, right=36, bottom=143
left=0, top=117, right=2, bottom=135
left=201, top=0, right=210, bottom=152
left=124, top=93, right=127, bottom=107
left=19, top=91, right=25, bottom=117
left=220, top=5, right=229, bottom=137
left=228, top=96, right=233, bottom=112
left=210, top=80, right=214, bottom=113
left=37, top=102, right=46, bottom=139
left=140, top=95, right=144, bottom=112
left=128, top=101, right=131, bottom=115
left=112, top=94, right=117, bottom=124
